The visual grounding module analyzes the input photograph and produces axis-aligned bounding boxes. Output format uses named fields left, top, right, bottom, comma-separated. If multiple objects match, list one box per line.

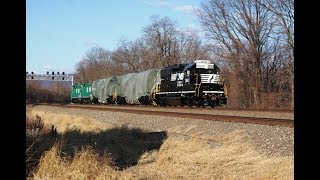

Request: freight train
left=71, top=60, right=227, bottom=107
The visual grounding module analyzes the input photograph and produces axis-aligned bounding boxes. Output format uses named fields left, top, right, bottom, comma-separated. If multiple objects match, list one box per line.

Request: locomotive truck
left=71, top=60, right=227, bottom=107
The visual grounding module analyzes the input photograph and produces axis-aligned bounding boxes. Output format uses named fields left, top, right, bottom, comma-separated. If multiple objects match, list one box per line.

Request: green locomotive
left=71, top=82, right=95, bottom=103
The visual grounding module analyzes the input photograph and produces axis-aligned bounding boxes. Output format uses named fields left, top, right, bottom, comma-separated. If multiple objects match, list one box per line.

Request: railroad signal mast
left=26, top=71, right=74, bottom=86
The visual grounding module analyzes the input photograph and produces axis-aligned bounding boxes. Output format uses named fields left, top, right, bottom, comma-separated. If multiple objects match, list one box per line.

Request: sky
left=26, top=0, right=203, bottom=74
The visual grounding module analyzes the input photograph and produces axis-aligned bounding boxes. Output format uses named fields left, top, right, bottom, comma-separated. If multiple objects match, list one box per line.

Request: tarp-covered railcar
left=117, top=69, right=161, bottom=104
left=92, top=77, right=118, bottom=103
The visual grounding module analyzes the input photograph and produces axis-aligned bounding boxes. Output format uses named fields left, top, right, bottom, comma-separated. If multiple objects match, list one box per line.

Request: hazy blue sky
left=26, top=0, right=202, bottom=74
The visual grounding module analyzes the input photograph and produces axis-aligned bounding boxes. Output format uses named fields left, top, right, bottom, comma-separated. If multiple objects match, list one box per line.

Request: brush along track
left=49, top=104, right=293, bottom=128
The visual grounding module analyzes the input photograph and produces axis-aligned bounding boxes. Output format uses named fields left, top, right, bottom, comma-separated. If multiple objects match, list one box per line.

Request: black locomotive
left=154, top=60, right=227, bottom=107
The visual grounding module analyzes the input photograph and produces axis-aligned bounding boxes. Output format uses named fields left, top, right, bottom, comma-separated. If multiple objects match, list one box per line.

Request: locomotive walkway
left=46, top=104, right=294, bottom=128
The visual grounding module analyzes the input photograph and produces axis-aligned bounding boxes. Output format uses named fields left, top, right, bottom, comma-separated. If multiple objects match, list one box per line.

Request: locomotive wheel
left=185, top=98, right=193, bottom=107
left=162, top=99, right=167, bottom=107
left=159, top=98, right=167, bottom=107
left=197, top=99, right=205, bottom=107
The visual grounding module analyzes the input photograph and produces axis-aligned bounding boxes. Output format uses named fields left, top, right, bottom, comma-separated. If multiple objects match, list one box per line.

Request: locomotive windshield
left=204, top=68, right=219, bottom=74
left=201, top=64, right=220, bottom=74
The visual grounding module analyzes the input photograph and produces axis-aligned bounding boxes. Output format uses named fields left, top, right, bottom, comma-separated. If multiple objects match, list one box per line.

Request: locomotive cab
left=193, top=60, right=227, bottom=107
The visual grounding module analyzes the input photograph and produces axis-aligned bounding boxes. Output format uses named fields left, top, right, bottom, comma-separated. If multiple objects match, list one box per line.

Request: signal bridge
left=26, top=71, right=74, bottom=86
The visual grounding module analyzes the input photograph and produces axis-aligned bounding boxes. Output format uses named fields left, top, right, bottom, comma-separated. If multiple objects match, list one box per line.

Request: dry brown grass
left=28, top=109, right=293, bottom=180
left=30, top=109, right=115, bottom=133
left=32, top=144, right=118, bottom=180
left=136, top=131, right=294, bottom=179
left=26, top=106, right=58, bottom=177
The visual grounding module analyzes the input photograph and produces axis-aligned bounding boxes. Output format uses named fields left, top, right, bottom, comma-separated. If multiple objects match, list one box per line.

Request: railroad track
left=78, top=103, right=293, bottom=113
left=36, top=103, right=293, bottom=113
left=46, top=104, right=294, bottom=128
left=209, top=107, right=293, bottom=113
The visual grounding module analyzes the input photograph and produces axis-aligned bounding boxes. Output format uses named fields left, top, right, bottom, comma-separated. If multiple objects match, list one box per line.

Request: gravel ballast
left=70, top=104, right=294, bottom=120
left=33, top=105, right=294, bottom=156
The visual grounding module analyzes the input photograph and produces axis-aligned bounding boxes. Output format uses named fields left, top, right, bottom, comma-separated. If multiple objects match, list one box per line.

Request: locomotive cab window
left=205, top=69, right=218, bottom=74
left=205, top=66, right=220, bottom=74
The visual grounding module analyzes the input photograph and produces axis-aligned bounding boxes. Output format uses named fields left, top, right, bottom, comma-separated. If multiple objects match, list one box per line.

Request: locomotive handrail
left=224, top=84, right=228, bottom=98
left=149, top=84, right=160, bottom=100
left=194, top=74, right=201, bottom=97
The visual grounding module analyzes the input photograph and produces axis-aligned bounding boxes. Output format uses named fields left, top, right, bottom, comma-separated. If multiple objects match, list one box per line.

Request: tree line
left=73, top=0, right=293, bottom=109
left=26, top=81, right=71, bottom=104
left=75, top=15, right=212, bottom=82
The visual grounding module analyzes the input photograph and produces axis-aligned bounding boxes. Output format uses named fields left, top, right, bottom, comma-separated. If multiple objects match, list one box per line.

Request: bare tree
left=112, top=38, right=143, bottom=73
left=143, top=16, right=179, bottom=67
left=49, top=82, right=71, bottom=103
left=26, top=81, right=42, bottom=103
left=142, top=16, right=212, bottom=67
left=176, top=31, right=211, bottom=62
left=197, top=0, right=276, bottom=108
left=75, top=46, right=114, bottom=82
left=261, top=0, right=294, bottom=109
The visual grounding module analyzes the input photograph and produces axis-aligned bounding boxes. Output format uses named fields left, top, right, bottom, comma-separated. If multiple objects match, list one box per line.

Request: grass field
left=26, top=105, right=293, bottom=179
